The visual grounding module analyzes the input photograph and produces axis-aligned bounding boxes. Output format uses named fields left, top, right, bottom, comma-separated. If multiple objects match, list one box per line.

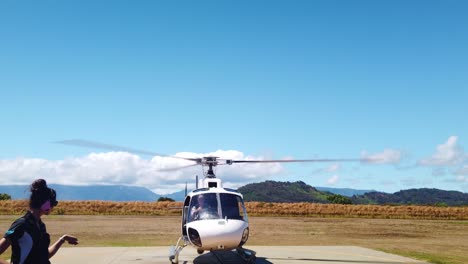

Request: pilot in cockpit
left=190, top=194, right=218, bottom=221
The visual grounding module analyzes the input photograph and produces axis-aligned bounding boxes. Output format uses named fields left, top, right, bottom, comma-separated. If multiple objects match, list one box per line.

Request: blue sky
left=1, top=1, right=467, bottom=194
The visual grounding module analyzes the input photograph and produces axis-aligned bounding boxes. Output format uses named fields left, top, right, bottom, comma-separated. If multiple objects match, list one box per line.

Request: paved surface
left=50, top=246, right=427, bottom=264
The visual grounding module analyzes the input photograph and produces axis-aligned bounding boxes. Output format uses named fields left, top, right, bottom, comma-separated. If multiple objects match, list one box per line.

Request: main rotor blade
left=55, top=139, right=200, bottom=162
left=158, top=164, right=199, bottom=172
left=231, top=158, right=371, bottom=163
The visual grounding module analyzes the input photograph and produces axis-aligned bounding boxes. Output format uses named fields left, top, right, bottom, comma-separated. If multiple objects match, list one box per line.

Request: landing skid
left=169, top=236, right=187, bottom=264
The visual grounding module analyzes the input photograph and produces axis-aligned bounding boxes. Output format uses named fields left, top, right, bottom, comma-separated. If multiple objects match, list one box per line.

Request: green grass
left=1, top=248, right=11, bottom=261
left=381, top=249, right=460, bottom=264
left=446, top=221, right=468, bottom=225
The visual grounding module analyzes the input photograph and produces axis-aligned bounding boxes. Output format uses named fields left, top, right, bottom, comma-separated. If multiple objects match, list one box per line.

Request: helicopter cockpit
left=188, top=192, right=248, bottom=222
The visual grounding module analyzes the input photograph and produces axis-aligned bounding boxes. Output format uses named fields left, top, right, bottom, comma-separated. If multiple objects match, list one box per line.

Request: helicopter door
left=182, top=196, right=190, bottom=236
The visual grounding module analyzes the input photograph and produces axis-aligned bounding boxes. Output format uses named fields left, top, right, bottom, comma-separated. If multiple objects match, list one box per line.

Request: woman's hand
left=49, top=234, right=78, bottom=258
left=60, top=234, right=79, bottom=245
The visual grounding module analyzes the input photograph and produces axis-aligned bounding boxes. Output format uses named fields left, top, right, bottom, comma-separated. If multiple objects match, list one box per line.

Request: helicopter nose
left=186, top=219, right=248, bottom=251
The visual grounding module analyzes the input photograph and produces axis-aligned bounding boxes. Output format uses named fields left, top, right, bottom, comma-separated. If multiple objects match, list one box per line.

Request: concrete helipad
left=50, top=246, right=427, bottom=264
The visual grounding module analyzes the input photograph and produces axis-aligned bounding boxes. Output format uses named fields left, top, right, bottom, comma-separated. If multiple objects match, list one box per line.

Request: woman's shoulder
left=4, top=217, right=27, bottom=240
left=10, top=215, right=28, bottom=226
left=8, top=212, right=34, bottom=231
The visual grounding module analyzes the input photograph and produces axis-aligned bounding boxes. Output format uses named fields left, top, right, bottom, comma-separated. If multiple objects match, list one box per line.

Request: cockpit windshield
left=189, top=193, right=219, bottom=221
left=188, top=193, right=247, bottom=222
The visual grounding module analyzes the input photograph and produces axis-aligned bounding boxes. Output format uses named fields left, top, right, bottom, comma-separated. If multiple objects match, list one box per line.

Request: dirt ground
left=0, top=215, right=466, bottom=263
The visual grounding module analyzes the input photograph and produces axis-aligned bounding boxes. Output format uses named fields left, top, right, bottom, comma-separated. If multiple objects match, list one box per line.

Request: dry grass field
left=0, top=201, right=467, bottom=263
left=1, top=200, right=467, bottom=219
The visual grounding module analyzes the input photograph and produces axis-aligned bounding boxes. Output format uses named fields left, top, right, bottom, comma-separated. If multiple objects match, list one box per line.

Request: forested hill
left=238, top=181, right=468, bottom=206
left=238, top=181, right=330, bottom=203
left=352, top=188, right=468, bottom=206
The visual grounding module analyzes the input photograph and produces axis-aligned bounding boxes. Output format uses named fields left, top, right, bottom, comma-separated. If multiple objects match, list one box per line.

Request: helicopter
left=57, top=139, right=369, bottom=264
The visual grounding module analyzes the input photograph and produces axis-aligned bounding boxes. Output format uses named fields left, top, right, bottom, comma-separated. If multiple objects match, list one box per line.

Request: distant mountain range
left=1, top=181, right=467, bottom=206
left=0, top=183, right=375, bottom=202
left=238, top=181, right=468, bottom=206
left=315, top=186, right=375, bottom=197
left=164, top=190, right=188, bottom=201
left=352, top=189, right=468, bottom=206
left=0, top=184, right=160, bottom=201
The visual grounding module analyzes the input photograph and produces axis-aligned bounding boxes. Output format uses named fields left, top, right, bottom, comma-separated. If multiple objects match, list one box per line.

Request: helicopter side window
left=182, top=196, right=191, bottom=236
left=237, top=196, right=248, bottom=221
left=220, top=194, right=247, bottom=221
left=189, top=193, right=220, bottom=222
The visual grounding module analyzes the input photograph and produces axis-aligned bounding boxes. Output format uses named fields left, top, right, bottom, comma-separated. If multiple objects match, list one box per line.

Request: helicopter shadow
left=263, top=257, right=403, bottom=264
left=193, top=250, right=273, bottom=264
left=193, top=253, right=405, bottom=264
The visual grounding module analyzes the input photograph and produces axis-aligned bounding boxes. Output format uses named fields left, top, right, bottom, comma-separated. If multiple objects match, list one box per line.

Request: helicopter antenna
left=195, top=175, right=199, bottom=189
left=184, top=182, right=187, bottom=197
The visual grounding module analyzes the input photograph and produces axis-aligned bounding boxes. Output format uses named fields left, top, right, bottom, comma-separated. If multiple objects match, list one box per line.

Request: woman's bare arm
left=0, top=238, right=11, bottom=264
left=48, top=234, right=78, bottom=258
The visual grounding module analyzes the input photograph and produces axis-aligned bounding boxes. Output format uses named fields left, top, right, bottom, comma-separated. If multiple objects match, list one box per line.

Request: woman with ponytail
left=0, top=179, right=78, bottom=264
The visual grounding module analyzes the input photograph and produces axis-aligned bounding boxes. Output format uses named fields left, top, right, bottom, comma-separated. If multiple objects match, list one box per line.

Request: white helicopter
left=57, top=139, right=366, bottom=264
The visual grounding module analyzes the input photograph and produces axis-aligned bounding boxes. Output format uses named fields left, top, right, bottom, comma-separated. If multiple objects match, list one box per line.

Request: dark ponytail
left=29, top=179, right=58, bottom=209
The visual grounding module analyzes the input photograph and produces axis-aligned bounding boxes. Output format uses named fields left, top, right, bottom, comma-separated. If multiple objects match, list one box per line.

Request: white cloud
left=455, top=165, right=468, bottom=176
left=325, top=164, right=340, bottom=172
left=400, top=177, right=417, bottom=186
left=0, top=150, right=285, bottom=194
left=361, top=149, right=402, bottom=164
left=456, top=176, right=468, bottom=183
left=310, top=163, right=341, bottom=175
left=380, top=180, right=396, bottom=186
left=419, top=136, right=465, bottom=166
left=344, top=177, right=361, bottom=185
left=432, top=168, right=446, bottom=177
left=400, top=177, right=433, bottom=187
left=326, top=175, right=339, bottom=185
